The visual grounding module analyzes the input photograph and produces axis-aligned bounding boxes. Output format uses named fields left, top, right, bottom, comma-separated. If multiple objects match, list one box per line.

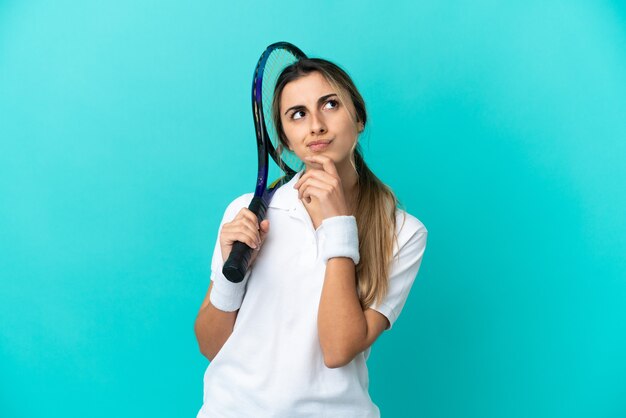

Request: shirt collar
left=268, top=169, right=305, bottom=210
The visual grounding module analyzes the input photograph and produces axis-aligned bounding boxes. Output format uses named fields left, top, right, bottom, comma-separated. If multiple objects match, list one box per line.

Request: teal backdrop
left=1, top=1, right=625, bottom=417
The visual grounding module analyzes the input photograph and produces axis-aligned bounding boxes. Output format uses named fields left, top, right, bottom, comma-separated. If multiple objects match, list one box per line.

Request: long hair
left=271, top=58, right=401, bottom=310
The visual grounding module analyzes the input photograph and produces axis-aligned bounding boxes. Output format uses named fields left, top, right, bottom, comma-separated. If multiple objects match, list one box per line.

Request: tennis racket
left=222, top=42, right=307, bottom=283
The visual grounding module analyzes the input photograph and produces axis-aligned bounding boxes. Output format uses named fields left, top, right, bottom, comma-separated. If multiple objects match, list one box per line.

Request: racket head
left=222, top=42, right=307, bottom=284
left=252, top=42, right=307, bottom=194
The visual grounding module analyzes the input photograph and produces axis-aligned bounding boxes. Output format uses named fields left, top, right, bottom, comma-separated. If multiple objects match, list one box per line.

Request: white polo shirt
left=197, top=170, right=427, bottom=418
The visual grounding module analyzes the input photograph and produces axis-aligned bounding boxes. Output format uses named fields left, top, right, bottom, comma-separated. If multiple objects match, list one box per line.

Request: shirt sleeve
left=370, top=211, right=428, bottom=330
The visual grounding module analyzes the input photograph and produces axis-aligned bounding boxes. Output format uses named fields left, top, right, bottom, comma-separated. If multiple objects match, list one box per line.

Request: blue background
left=1, top=1, right=625, bottom=417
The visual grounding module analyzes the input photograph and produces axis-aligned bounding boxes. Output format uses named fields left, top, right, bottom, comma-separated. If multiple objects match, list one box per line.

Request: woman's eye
left=292, top=110, right=305, bottom=120
left=324, top=99, right=339, bottom=110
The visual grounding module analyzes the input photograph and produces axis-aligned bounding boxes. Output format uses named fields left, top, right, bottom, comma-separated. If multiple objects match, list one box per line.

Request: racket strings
left=261, top=49, right=304, bottom=174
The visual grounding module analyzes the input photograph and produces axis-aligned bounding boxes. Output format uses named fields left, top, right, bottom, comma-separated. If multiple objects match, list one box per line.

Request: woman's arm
left=294, top=156, right=389, bottom=367
left=317, top=258, right=389, bottom=368
left=194, top=203, right=269, bottom=361
left=194, top=282, right=238, bottom=361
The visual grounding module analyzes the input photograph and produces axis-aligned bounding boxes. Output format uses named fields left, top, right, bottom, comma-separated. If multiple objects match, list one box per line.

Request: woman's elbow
left=194, top=319, right=216, bottom=361
left=322, top=350, right=353, bottom=369
left=196, top=337, right=215, bottom=361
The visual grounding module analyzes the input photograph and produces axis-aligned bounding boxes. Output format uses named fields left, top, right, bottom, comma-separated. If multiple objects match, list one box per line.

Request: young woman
left=195, top=58, right=428, bottom=417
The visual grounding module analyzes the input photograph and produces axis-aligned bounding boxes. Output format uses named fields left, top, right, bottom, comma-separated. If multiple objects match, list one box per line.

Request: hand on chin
left=295, top=155, right=350, bottom=228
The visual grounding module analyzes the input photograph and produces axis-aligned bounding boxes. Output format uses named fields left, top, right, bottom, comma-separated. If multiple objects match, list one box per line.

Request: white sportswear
left=197, top=170, right=427, bottom=418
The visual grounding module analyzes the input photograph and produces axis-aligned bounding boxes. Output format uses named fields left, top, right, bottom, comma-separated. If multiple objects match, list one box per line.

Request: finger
left=230, top=213, right=263, bottom=240
left=224, top=223, right=261, bottom=246
left=226, top=227, right=260, bottom=249
left=301, top=171, right=339, bottom=192
left=236, top=208, right=261, bottom=228
left=229, top=223, right=260, bottom=244
left=297, top=178, right=333, bottom=200
left=294, top=167, right=319, bottom=189
left=300, top=185, right=326, bottom=204
left=294, top=166, right=336, bottom=189
left=239, top=222, right=262, bottom=243
left=295, top=169, right=337, bottom=190
left=259, top=223, right=270, bottom=243
left=225, top=218, right=260, bottom=238
left=222, top=230, right=258, bottom=250
left=304, top=155, right=339, bottom=177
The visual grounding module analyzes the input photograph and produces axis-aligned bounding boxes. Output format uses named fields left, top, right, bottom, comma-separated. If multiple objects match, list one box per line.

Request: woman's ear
left=357, top=121, right=364, bottom=133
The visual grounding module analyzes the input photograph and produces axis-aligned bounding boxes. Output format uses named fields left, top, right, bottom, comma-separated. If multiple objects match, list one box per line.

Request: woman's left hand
left=294, top=155, right=351, bottom=224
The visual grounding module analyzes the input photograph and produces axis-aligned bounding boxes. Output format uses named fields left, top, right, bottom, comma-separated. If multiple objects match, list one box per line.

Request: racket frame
left=222, top=42, right=307, bottom=283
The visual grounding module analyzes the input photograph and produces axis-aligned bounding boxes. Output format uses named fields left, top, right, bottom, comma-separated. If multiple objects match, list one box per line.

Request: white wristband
left=209, top=266, right=252, bottom=312
left=317, top=215, right=360, bottom=265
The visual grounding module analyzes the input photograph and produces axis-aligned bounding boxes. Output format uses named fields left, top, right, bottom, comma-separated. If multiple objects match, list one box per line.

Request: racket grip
left=222, top=196, right=268, bottom=283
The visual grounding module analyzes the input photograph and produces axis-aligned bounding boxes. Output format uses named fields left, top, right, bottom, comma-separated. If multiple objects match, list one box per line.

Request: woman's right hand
left=219, top=208, right=270, bottom=266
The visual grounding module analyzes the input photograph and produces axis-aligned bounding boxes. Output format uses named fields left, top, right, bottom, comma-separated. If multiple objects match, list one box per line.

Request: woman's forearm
left=317, top=257, right=367, bottom=368
left=194, top=283, right=238, bottom=361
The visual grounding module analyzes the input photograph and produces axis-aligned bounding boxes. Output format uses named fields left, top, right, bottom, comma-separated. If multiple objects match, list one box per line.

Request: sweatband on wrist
left=209, top=267, right=252, bottom=312
left=317, top=215, right=360, bottom=265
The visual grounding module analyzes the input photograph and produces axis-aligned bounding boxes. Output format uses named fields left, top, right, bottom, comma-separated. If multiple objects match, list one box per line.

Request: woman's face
left=279, top=72, right=363, bottom=170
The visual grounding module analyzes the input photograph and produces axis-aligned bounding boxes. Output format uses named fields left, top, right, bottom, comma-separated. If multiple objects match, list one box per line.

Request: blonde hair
left=272, top=58, right=402, bottom=309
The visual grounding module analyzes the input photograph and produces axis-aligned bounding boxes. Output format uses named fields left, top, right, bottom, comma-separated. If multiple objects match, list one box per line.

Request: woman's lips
left=307, top=140, right=332, bottom=152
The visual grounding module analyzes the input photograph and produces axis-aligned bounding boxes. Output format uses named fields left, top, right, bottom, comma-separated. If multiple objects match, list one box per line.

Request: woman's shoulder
left=226, top=192, right=255, bottom=208
left=393, top=207, right=428, bottom=247
left=220, top=192, right=255, bottom=221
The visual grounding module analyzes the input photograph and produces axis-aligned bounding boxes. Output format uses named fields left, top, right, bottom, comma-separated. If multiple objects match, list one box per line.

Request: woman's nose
left=309, top=111, right=327, bottom=135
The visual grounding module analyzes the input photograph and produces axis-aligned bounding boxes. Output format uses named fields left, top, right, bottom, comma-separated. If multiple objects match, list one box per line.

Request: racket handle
left=222, top=196, right=268, bottom=283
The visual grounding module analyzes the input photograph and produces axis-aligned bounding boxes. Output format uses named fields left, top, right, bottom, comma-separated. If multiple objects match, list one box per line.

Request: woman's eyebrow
left=283, top=93, right=338, bottom=115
